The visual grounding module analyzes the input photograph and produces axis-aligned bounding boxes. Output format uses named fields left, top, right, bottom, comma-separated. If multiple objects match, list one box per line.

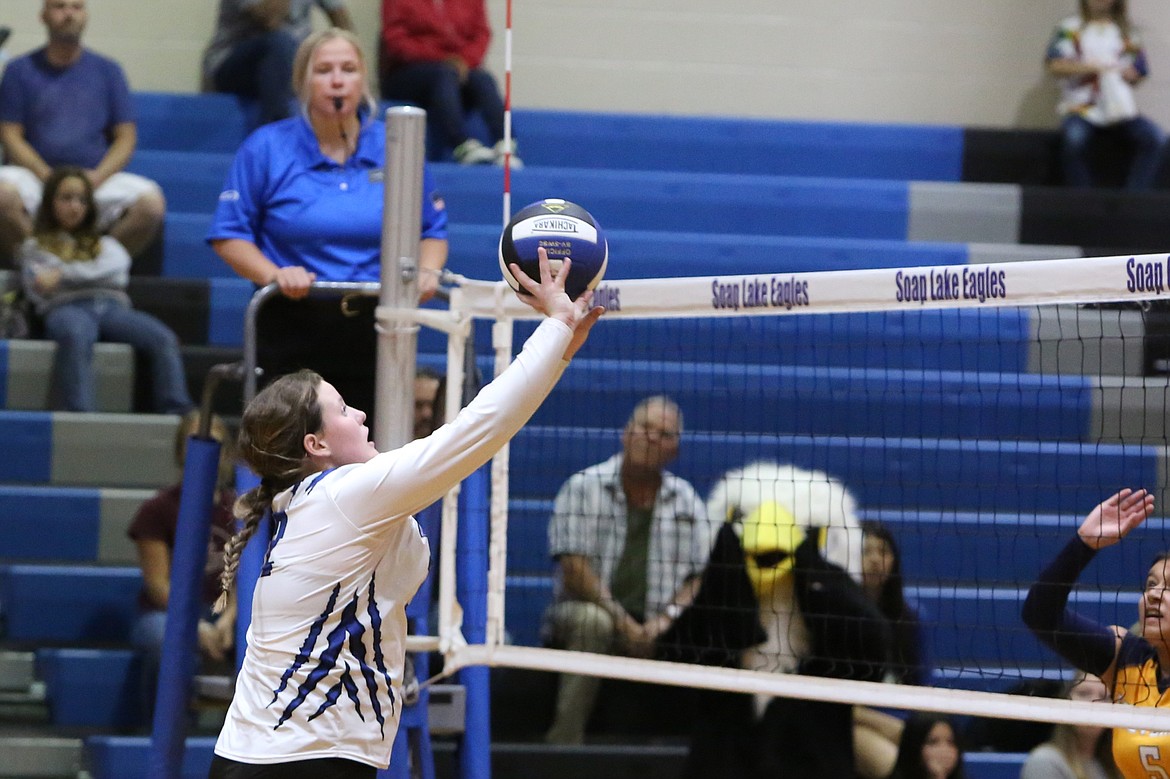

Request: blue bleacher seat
left=505, top=502, right=1170, bottom=586
left=517, top=307, right=1032, bottom=372
left=909, top=585, right=1139, bottom=665
left=503, top=573, right=1140, bottom=666
left=37, top=648, right=142, bottom=728
left=0, top=564, right=140, bottom=642
left=434, top=165, right=911, bottom=241
left=448, top=223, right=972, bottom=278
left=126, top=151, right=234, bottom=213
left=0, top=410, right=53, bottom=483
left=163, top=212, right=234, bottom=280
left=872, top=508, right=1170, bottom=589
left=530, top=359, right=1092, bottom=441
left=133, top=93, right=247, bottom=154
left=0, top=486, right=102, bottom=561
left=964, top=753, right=1028, bottom=779
left=85, top=735, right=215, bottom=779
left=507, top=426, right=1158, bottom=513
left=512, top=109, right=964, bottom=181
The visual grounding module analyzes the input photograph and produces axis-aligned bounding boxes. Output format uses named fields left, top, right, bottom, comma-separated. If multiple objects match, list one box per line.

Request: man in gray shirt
left=202, top=0, right=353, bottom=129
left=543, top=396, right=713, bottom=744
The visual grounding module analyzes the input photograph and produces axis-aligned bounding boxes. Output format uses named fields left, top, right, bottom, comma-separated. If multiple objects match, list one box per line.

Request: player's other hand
left=1078, top=488, right=1155, bottom=550
left=511, top=247, right=603, bottom=360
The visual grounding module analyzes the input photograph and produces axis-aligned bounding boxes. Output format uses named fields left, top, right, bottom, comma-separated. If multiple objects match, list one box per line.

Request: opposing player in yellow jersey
left=1023, top=488, right=1170, bottom=778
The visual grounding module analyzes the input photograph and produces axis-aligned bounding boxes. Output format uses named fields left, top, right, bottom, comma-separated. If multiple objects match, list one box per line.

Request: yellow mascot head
left=707, top=460, right=865, bottom=598
left=739, top=500, right=804, bottom=597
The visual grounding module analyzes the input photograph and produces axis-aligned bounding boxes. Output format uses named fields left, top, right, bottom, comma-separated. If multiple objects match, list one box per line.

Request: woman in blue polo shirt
left=207, top=27, right=448, bottom=418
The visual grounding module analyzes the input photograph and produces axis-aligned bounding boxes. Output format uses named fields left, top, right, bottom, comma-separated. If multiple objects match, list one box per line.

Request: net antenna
left=428, top=252, right=1170, bottom=732
left=501, top=0, right=514, bottom=224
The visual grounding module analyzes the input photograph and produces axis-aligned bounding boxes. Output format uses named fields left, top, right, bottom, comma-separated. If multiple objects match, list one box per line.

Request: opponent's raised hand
left=1078, top=488, right=1155, bottom=550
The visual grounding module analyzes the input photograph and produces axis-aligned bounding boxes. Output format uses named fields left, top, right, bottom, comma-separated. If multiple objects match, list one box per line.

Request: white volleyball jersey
left=215, top=318, right=572, bottom=768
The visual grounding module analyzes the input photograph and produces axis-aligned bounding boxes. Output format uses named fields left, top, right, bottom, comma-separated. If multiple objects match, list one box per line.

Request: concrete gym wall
left=2, top=0, right=1169, bottom=130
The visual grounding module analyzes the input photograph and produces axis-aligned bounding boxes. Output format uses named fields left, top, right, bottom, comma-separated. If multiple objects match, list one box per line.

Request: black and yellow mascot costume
left=658, top=461, right=891, bottom=779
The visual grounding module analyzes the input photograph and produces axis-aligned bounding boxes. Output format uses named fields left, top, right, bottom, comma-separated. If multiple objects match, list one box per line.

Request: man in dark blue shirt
left=0, top=0, right=165, bottom=265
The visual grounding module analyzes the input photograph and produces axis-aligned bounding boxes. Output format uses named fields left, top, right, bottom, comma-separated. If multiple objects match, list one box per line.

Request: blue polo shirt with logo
left=208, top=114, right=448, bottom=282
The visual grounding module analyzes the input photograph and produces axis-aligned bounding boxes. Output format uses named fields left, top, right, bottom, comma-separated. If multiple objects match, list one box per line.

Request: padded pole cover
left=147, top=435, right=221, bottom=778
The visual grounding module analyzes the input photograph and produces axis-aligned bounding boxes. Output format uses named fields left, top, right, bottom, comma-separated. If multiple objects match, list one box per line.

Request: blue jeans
left=43, top=297, right=193, bottom=413
left=381, top=62, right=507, bottom=149
left=212, top=30, right=299, bottom=129
left=1060, top=113, right=1166, bottom=190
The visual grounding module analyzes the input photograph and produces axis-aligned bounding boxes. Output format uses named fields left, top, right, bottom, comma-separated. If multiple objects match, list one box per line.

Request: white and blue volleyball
left=499, top=199, right=608, bottom=300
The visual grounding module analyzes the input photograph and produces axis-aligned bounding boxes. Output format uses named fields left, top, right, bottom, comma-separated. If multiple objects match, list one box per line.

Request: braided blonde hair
left=213, top=370, right=324, bottom=614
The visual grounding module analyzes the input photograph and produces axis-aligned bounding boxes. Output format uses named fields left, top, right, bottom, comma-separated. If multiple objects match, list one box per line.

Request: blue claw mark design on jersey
left=340, top=662, right=365, bottom=720
left=367, top=573, right=397, bottom=708
left=308, top=660, right=365, bottom=723
left=269, top=582, right=340, bottom=708
left=359, top=574, right=392, bottom=735
left=305, top=470, right=332, bottom=494
left=259, top=509, right=290, bottom=577
left=274, top=579, right=391, bottom=736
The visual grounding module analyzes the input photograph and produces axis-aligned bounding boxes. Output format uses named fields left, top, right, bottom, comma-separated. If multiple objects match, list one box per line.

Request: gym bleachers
left=2, top=91, right=1166, bottom=779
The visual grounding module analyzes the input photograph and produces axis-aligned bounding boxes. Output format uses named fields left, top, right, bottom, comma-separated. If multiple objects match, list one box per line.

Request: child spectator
left=18, top=166, right=193, bottom=413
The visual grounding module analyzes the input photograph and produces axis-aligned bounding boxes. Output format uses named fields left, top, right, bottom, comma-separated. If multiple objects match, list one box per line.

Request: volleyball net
left=427, top=251, right=1170, bottom=731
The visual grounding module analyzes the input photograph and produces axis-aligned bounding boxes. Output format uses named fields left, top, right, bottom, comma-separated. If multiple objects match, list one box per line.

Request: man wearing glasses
left=543, top=395, right=713, bottom=745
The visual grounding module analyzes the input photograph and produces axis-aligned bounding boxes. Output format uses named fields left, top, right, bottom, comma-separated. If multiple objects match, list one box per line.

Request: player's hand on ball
left=511, top=247, right=604, bottom=360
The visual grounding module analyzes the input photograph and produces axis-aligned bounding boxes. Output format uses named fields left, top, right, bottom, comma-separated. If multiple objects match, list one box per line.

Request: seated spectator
left=1045, top=0, right=1165, bottom=189
left=1020, top=672, right=1120, bottom=779
left=890, top=712, right=966, bottom=779
left=414, top=366, right=445, bottom=439
left=542, top=395, right=711, bottom=745
left=0, top=0, right=166, bottom=266
left=380, top=0, right=522, bottom=167
left=127, top=410, right=237, bottom=724
left=18, top=167, right=192, bottom=413
left=854, top=520, right=934, bottom=779
left=202, top=0, right=354, bottom=130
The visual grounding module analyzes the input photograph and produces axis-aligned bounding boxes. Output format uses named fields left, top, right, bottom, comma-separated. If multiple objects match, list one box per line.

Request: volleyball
left=498, top=199, right=608, bottom=300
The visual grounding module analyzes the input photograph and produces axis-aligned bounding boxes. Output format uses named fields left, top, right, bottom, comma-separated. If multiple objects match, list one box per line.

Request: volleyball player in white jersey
left=208, top=250, right=602, bottom=778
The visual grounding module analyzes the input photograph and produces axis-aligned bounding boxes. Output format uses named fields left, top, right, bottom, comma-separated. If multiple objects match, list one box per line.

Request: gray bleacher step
left=966, top=242, right=1081, bottom=264
left=4, top=340, right=133, bottom=413
left=1029, top=304, right=1146, bottom=377
left=0, top=653, right=47, bottom=720
left=908, top=181, right=1020, bottom=244
left=0, top=732, right=82, bottom=778
left=49, top=413, right=180, bottom=489
left=97, top=488, right=158, bottom=565
left=1094, top=377, right=1170, bottom=443
left=0, top=652, right=35, bottom=693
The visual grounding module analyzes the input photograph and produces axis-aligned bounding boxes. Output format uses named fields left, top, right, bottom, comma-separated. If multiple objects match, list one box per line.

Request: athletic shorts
left=208, top=755, right=377, bottom=779
left=0, top=165, right=162, bottom=231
